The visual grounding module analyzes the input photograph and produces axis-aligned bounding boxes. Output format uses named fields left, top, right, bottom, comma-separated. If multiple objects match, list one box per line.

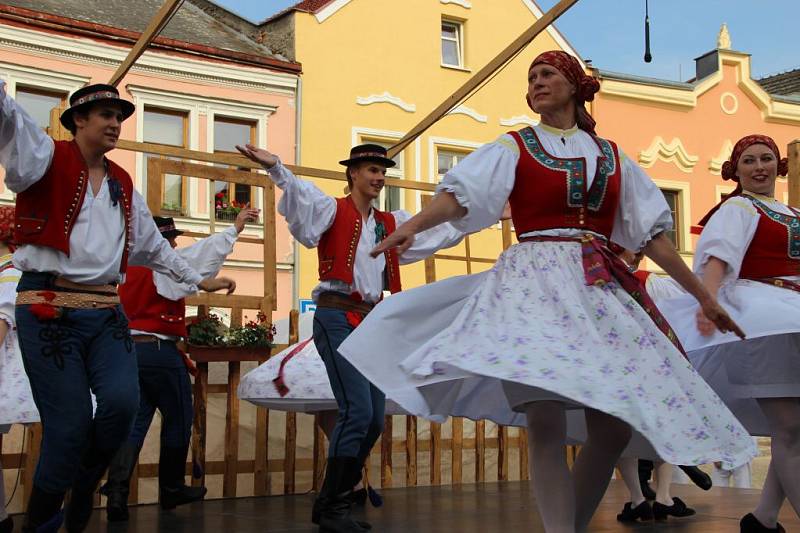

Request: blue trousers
left=16, top=273, right=139, bottom=494
left=127, top=340, right=193, bottom=449
left=313, top=306, right=385, bottom=460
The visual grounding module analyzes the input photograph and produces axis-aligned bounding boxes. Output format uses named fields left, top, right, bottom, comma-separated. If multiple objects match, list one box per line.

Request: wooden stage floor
left=24, top=480, right=799, bottom=532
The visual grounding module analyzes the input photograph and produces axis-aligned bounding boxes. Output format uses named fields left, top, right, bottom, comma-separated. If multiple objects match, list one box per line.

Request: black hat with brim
left=153, top=216, right=184, bottom=240
left=338, top=143, right=396, bottom=168
left=60, top=83, right=135, bottom=130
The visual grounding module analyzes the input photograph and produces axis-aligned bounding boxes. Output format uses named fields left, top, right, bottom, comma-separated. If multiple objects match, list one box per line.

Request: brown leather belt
left=16, top=290, right=119, bottom=309
left=316, top=292, right=375, bottom=315
left=131, top=334, right=160, bottom=343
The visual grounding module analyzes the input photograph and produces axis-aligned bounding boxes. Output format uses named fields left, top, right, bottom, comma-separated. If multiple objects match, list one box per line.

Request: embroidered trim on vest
left=517, top=127, right=615, bottom=212
left=745, top=194, right=800, bottom=259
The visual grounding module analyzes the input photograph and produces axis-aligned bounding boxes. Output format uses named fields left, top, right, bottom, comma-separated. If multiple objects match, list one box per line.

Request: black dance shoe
left=740, top=513, right=786, bottom=533
left=679, top=465, right=713, bottom=490
left=616, top=501, right=653, bottom=522
left=653, top=497, right=696, bottom=520
left=0, top=516, right=12, bottom=533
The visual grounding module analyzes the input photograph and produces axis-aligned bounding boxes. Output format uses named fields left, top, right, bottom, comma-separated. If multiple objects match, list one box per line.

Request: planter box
left=187, top=344, right=270, bottom=363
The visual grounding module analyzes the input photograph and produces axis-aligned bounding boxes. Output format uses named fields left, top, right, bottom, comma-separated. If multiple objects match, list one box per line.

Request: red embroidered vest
left=739, top=195, right=800, bottom=279
left=119, top=266, right=187, bottom=337
left=508, top=127, right=622, bottom=240
left=14, top=140, right=134, bottom=273
left=317, top=196, right=401, bottom=295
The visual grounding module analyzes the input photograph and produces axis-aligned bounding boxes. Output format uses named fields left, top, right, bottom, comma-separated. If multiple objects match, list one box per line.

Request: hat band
left=158, top=223, right=178, bottom=234
left=72, top=90, right=120, bottom=107
left=347, top=151, right=390, bottom=160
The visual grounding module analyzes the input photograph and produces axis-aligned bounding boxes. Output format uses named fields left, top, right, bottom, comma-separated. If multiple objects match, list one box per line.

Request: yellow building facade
left=263, top=0, right=581, bottom=304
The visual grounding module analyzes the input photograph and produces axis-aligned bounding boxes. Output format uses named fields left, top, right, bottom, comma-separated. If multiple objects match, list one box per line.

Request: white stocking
left=754, top=460, right=785, bottom=528
left=758, top=398, right=800, bottom=519
left=617, top=457, right=645, bottom=505
left=654, top=462, right=674, bottom=506
left=524, top=401, right=575, bottom=533
left=573, top=409, right=632, bottom=532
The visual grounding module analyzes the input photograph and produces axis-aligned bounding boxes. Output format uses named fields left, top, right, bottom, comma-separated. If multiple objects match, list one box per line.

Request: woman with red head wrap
left=337, top=50, right=754, bottom=531
left=0, top=205, right=38, bottom=533
left=659, top=134, right=800, bottom=532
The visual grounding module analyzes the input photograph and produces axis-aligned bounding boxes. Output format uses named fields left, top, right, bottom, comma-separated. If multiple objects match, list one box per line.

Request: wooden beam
left=108, top=0, right=185, bottom=87
left=788, top=140, right=800, bottom=208
left=388, top=0, right=581, bottom=157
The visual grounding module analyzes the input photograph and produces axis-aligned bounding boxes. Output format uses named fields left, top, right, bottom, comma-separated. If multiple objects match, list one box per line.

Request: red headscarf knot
left=529, top=51, right=600, bottom=134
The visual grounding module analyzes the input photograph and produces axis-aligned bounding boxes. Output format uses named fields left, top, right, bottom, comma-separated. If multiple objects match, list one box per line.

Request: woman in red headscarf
left=0, top=205, right=38, bottom=533
left=336, top=51, right=755, bottom=531
left=658, top=134, right=800, bottom=532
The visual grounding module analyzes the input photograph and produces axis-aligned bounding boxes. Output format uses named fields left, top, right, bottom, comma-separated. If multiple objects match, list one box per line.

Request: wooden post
left=519, top=428, right=530, bottom=480
left=263, top=182, right=278, bottom=312
left=107, top=0, right=185, bottom=86
left=381, top=416, right=393, bottom=488
left=388, top=0, right=581, bottom=157
left=451, top=418, right=463, bottom=484
left=312, top=415, right=326, bottom=491
left=22, top=424, right=42, bottom=505
left=223, top=362, right=241, bottom=497
left=788, top=140, right=800, bottom=208
left=475, top=420, right=485, bottom=482
left=405, top=416, right=417, bottom=487
left=498, top=426, right=509, bottom=481
left=430, top=422, right=442, bottom=485
left=283, top=310, right=300, bottom=493
left=191, top=362, right=209, bottom=487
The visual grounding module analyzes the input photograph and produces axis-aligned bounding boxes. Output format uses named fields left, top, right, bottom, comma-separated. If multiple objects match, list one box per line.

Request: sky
left=214, top=0, right=798, bottom=81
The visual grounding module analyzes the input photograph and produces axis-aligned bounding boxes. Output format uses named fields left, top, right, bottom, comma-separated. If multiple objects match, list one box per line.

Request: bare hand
left=198, top=276, right=236, bottom=295
left=234, top=207, right=260, bottom=233
left=697, top=299, right=745, bottom=339
left=236, top=143, right=279, bottom=169
left=370, top=226, right=415, bottom=257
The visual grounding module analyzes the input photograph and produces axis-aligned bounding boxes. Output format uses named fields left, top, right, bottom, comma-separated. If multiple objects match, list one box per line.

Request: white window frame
left=0, top=63, right=89, bottom=201
left=653, top=179, right=692, bottom=253
left=441, top=19, right=464, bottom=69
left=128, top=86, right=275, bottom=234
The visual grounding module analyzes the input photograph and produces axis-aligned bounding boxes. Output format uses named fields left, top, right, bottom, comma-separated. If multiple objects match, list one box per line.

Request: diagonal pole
left=388, top=0, right=581, bottom=158
left=108, top=0, right=185, bottom=87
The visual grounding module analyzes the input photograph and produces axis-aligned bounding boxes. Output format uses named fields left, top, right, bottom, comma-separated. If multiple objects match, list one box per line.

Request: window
left=441, top=20, right=463, bottom=67
left=143, top=108, right=188, bottom=215
left=16, top=86, right=67, bottom=130
left=358, top=139, right=404, bottom=212
left=660, top=189, right=682, bottom=249
left=214, top=116, right=257, bottom=221
left=436, top=149, right=469, bottom=181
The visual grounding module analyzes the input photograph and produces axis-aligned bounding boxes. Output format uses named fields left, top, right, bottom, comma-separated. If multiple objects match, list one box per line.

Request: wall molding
left=446, top=104, right=487, bottom=123
left=638, top=137, right=699, bottom=173
left=356, top=91, right=416, bottom=112
left=709, top=139, right=734, bottom=175
left=500, top=114, right=539, bottom=127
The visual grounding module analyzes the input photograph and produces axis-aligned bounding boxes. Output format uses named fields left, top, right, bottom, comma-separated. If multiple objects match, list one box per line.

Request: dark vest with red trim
left=317, top=196, right=401, bottom=295
left=739, top=195, right=800, bottom=279
left=119, top=266, right=187, bottom=338
left=13, top=140, right=134, bottom=273
left=507, top=127, right=622, bottom=239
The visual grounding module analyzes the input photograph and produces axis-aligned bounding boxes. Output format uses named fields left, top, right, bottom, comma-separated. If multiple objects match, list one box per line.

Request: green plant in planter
left=225, top=311, right=276, bottom=349
left=186, top=312, right=226, bottom=347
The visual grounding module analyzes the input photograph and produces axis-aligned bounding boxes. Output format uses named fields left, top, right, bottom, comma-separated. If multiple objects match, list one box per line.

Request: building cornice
left=0, top=21, right=298, bottom=95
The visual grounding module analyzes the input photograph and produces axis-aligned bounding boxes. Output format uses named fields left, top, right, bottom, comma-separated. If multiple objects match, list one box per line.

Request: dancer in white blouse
left=336, top=50, right=754, bottom=532
left=0, top=81, right=234, bottom=533
left=658, top=134, right=800, bottom=533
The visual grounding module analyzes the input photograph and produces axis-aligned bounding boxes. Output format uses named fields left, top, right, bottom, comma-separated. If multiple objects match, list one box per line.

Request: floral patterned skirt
left=238, top=338, right=406, bottom=414
left=0, top=331, right=39, bottom=426
left=338, top=241, right=756, bottom=469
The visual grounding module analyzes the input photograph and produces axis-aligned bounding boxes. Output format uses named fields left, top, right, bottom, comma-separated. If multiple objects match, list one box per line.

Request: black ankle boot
left=740, top=513, right=786, bottom=533
left=312, top=460, right=371, bottom=530
left=653, top=497, right=696, bottom=520
left=99, top=442, right=140, bottom=522
left=64, top=448, right=113, bottom=532
left=679, top=465, right=713, bottom=490
left=616, top=501, right=653, bottom=522
left=158, top=445, right=207, bottom=510
left=316, top=457, right=370, bottom=533
left=0, top=516, right=11, bottom=533
left=22, top=485, right=65, bottom=533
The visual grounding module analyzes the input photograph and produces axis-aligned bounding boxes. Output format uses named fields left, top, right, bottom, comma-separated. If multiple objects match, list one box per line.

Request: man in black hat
left=237, top=142, right=463, bottom=532
left=105, top=207, right=258, bottom=521
left=0, top=81, right=236, bottom=533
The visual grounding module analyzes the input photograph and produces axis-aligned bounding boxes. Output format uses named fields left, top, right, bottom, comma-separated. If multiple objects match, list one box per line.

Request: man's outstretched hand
left=234, top=207, right=260, bottom=233
left=236, top=144, right=279, bottom=169
left=198, top=277, right=236, bottom=295
left=370, top=225, right=415, bottom=257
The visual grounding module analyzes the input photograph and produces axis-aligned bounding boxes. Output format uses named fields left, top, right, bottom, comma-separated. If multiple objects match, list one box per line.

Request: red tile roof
left=291, top=0, right=335, bottom=12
